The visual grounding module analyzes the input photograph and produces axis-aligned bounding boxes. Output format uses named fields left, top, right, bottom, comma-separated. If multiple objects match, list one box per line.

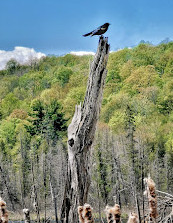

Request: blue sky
left=0, top=0, right=173, bottom=55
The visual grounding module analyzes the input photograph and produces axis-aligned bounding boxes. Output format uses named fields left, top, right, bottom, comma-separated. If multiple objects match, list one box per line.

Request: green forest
left=0, top=42, right=173, bottom=221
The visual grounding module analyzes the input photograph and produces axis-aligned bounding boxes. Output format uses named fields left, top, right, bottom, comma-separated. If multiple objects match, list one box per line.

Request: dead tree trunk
left=31, top=161, right=40, bottom=223
left=49, top=167, right=58, bottom=223
left=60, top=36, right=110, bottom=223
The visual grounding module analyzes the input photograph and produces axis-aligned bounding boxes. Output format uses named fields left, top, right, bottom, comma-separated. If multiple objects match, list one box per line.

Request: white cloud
left=70, top=48, right=132, bottom=56
left=0, top=47, right=45, bottom=70
left=70, top=51, right=95, bottom=56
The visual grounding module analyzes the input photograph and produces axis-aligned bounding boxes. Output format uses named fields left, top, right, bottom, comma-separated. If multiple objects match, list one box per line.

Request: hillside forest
left=0, top=42, right=173, bottom=221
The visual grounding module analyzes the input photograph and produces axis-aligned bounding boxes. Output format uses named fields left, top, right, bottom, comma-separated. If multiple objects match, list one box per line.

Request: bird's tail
left=83, top=31, right=93, bottom=37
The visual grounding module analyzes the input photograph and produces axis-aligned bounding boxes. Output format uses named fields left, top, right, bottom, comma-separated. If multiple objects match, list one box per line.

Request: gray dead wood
left=60, top=36, right=110, bottom=223
left=23, top=209, right=30, bottom=223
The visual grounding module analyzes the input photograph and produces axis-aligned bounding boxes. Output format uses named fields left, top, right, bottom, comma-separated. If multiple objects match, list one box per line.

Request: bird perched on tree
left=83, top=23, right=110, bottom=37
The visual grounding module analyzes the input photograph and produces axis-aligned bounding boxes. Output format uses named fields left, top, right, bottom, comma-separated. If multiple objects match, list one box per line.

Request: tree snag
left=60, top=36, right=110, bottom=223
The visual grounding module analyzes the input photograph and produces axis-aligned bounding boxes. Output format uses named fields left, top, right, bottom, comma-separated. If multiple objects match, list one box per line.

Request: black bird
left=83, top=23, right=110, bottom=37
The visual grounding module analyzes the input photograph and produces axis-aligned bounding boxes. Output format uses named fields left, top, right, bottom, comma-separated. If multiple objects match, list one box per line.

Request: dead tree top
left=68, top=36, right=110, bottom=153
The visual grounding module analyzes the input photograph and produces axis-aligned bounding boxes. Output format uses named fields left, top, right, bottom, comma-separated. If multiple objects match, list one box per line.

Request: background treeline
left=0, top=42, right=173, bottom=220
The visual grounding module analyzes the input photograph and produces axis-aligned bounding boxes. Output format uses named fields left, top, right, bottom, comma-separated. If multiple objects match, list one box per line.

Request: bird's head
left=105, top=23, right=111, bottom=27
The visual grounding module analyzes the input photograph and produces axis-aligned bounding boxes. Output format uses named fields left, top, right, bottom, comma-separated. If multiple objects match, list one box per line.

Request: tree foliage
left=0, top=42, right=173, bottom=217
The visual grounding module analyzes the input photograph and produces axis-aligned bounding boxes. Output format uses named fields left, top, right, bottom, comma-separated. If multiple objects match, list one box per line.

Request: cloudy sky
left=0, top=47, right=45, bottom=70
left=0, top=0, right=173, bottom=57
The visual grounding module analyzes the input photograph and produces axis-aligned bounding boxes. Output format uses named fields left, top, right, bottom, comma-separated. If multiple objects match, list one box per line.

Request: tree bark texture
left=60, top=36, right=110, bottom=222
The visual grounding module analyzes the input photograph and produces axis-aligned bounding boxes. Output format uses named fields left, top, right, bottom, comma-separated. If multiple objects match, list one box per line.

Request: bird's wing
left=83, top=24, right=106, bottom=37
left=91, top=24, right=107, bottom=35
left=83, top=30, right=94, bottom=37
left=91, top=27, right=101, bottom=36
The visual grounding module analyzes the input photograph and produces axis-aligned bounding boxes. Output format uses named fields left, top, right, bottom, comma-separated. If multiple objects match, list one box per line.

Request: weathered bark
left=60, top=36, right=110, bottom=222
left=171, top=205, right=173, bottom=221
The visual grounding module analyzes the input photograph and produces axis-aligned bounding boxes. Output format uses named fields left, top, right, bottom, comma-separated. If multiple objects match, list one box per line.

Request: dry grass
left=9, top=210, right=55, bottom=221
